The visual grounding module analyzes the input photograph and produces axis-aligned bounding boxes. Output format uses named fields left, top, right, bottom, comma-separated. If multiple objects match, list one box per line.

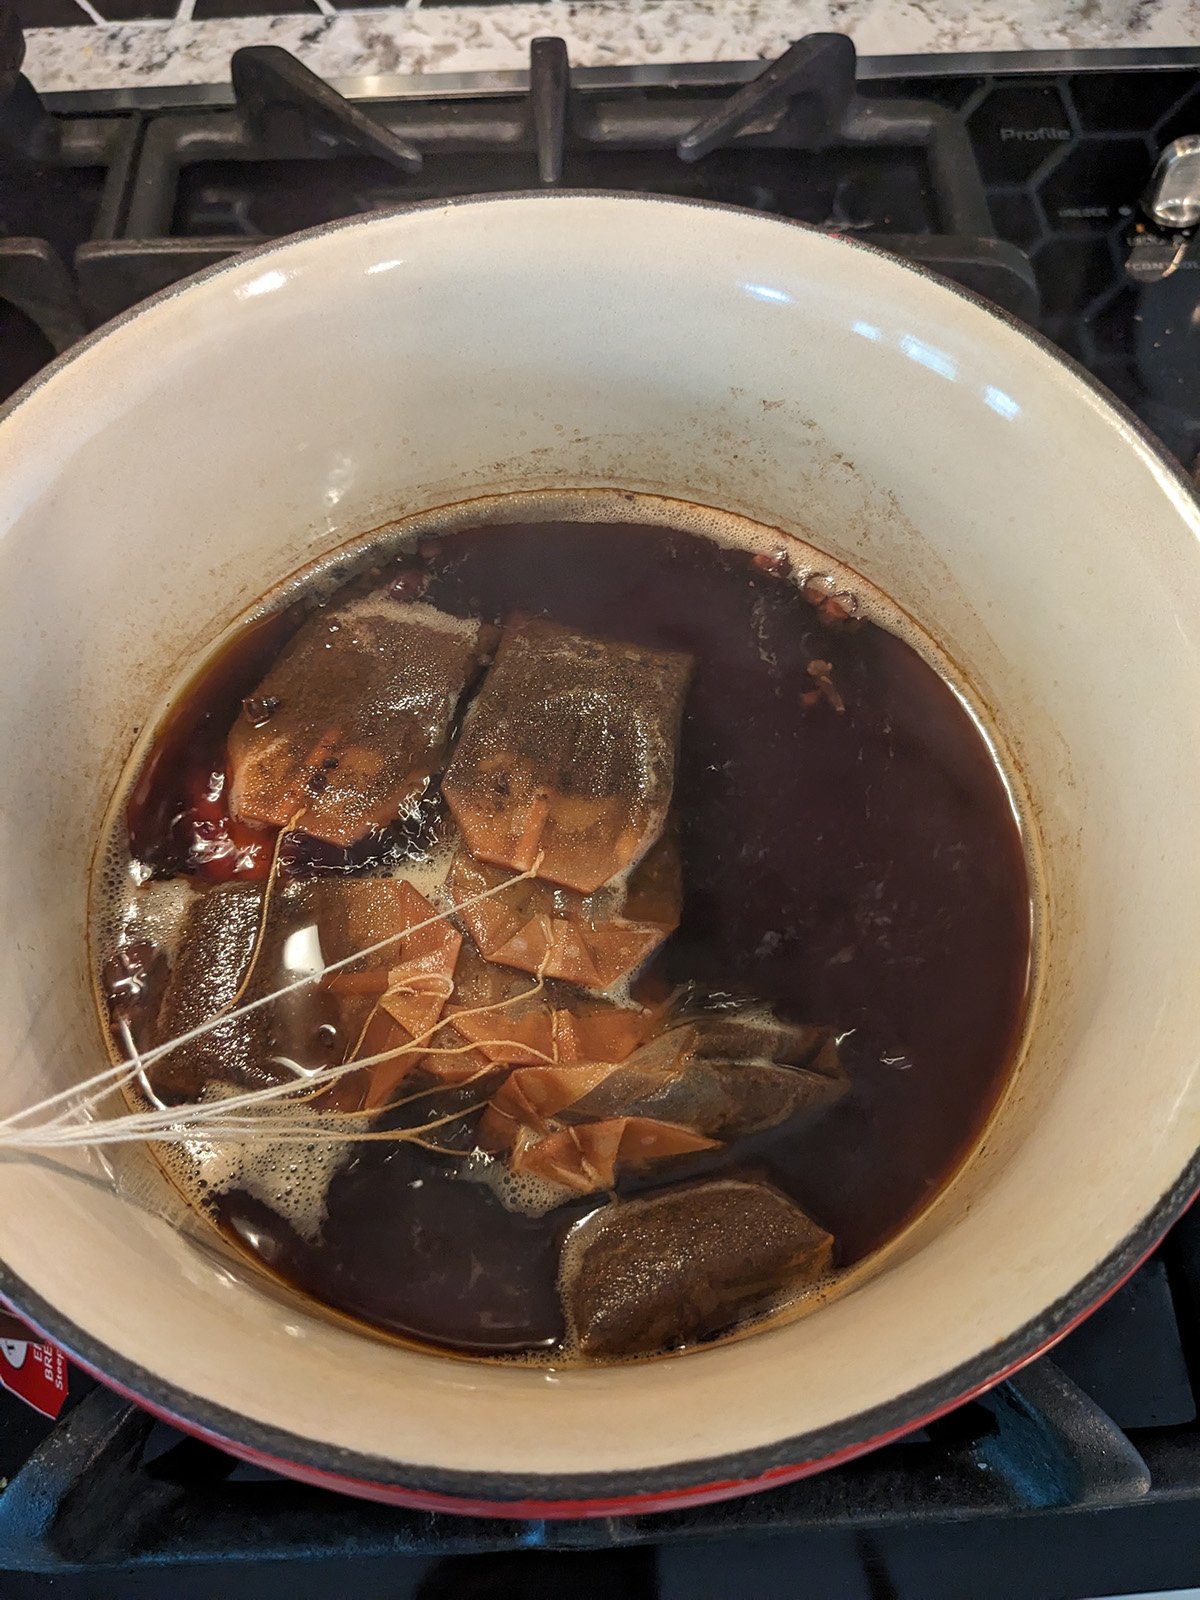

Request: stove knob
left=1144, top=134, right=1200, bottom=229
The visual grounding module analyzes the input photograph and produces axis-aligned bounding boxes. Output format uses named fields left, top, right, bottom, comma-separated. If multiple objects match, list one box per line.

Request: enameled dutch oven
left=0, top=194, right=1197, bottom=1514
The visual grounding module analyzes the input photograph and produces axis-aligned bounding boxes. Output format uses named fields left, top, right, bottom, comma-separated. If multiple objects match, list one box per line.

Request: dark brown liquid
left=106, top=516, right=1031, bottom=1359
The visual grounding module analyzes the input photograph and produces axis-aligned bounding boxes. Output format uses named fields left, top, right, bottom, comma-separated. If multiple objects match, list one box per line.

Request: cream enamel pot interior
left=0, top=193, right=1198, bottom=1514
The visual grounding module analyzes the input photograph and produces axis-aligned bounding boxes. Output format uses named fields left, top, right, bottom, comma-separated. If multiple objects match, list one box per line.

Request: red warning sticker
left=0, top=1338, right=69, bottom=1418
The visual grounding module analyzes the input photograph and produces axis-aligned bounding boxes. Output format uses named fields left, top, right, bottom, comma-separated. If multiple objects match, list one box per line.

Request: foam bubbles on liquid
left=460, top=1148, right=575, bottom=1220
left=387, top=834, right=456, bottom=901
left=150, top=1088, right=346, bottom=1244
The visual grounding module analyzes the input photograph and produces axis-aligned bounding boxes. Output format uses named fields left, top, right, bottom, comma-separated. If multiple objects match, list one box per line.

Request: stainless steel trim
left=38, top=44, right=1200, bottom=116
left=858, top=45, right=1200, bottom=76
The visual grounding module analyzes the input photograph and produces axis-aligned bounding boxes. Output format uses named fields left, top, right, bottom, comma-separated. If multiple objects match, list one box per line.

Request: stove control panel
left=1128, top=134, right=1200, bottom=282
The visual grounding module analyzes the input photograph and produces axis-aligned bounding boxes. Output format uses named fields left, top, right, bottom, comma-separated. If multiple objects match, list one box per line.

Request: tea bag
left=508, top=1118, right=719, bottom=1196
left=228, top=598, right=488, bottom=848
left=478, top=1058, right=620, bottom=1148
left=303, top=878, right=462, bottom=1110
left=442, top=619, right=692, bottom=893
left=150, top=877, right=460, bottom=1112
left=560, top=1179, right=834, bottom=1358
left=150, top=882, right=274, bottom=1104
left=433, top=949, right=664, bottom=1093
left=478, top=1010, right=845, bottom=1152
left=683, top=1008, right=837, bottom=1074
left=447, top=830, right=680, bottom=991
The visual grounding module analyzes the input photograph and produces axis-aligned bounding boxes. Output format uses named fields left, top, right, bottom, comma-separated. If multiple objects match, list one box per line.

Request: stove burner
left=0, top=1356, right=1158, bottom=1568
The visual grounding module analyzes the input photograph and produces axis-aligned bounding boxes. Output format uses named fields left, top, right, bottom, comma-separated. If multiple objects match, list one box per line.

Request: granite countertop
left=20, top=0, right=1200, bottom=96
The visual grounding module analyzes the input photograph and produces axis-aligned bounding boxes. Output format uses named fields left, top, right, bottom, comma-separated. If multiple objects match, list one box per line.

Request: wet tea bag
left=307, top=879, right=462, bottom=1040
left=683, top=1007, right=839, bottom=1075
left=560, top=1179, right=834, bottom=1358
left=478, top=1008, right=845, bottom=1153
left=228, top=598, right=488, bottom=848
left=571, top=1050, right=842, bottom=1138
left=442, top=619, right=692, bottom=893
left=508, top=1117, right=718, bottom=1196
left=430, top=949, right=664, bottom=1094
left=306, top=878, right=462, bottom=1110
left=151, top=882, right=273, bottom=1103
left=447, top=830, right=680, bottom=991
left=151, top=877, right=460, bottom=1112
left=615, top=1007, right=847, bottom=1132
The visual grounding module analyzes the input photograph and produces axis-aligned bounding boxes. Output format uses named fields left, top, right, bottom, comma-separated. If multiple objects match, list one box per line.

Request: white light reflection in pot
left=235, top=268, right=289, bottom=301
left=323, top=452, right=357, bottom=512
left=898, top=334, right=957, bottom=381
left=984, top=385, right=1022, bottom=419
left=851, top=318, right=1021, bottom=418
left=741, top=282, right=793, bottom=305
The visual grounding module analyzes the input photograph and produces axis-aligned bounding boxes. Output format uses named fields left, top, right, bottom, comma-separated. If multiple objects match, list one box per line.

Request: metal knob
left=1144, top=134, right=1200, bottom=229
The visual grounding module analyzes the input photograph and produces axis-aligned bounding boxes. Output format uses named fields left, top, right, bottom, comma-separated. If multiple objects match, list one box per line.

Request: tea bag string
left=0, top=854, right=546, bottom=1136
left=0, top=968, right=555, bottom=1148
left=0, top=938, right=560, bottom=1151
left=213, top=805, right=307, bottom=1022
left=93, top=810, right=307, bottom=1126
left=141, top=852, right=546, bottom=1073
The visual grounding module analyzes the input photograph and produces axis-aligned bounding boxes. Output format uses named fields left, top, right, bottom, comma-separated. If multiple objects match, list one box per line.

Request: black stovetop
left=3, top=26, right=1200, bottom=1599
left=11, top=29, right=1200, bottom=466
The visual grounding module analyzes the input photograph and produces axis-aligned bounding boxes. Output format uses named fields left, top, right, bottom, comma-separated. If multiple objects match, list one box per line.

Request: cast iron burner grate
left=76, top=33, right=1039, bottom=330
left=12, top=29, right=1200, bottom=459
left=0, top=4, right=136, bottom=396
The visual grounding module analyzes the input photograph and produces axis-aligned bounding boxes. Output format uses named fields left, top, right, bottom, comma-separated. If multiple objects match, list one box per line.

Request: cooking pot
left=0, top=193, right=1197, bottom=1516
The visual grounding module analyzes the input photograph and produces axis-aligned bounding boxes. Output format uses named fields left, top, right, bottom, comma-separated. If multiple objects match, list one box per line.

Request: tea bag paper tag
left=0, top=1338, right=68, bottom=1418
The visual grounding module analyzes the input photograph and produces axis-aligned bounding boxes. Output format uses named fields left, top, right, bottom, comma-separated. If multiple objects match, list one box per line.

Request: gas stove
left=3, top=23, right=1200, bottom=1599
left=14, top=27, right=1200, bottom=467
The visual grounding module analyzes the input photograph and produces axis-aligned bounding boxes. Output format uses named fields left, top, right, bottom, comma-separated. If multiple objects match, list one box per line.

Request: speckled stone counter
left=20, top=0, right=1200, bottom=95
